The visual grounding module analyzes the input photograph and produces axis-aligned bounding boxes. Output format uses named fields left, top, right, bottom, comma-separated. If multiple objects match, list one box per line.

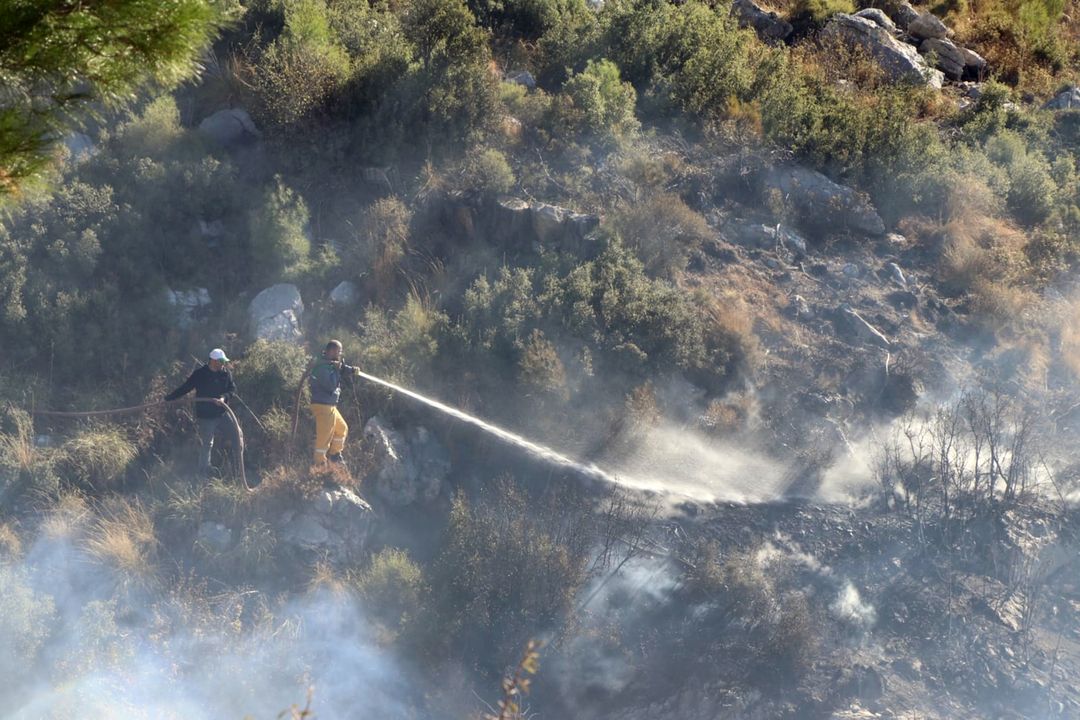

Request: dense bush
left=428, top=482, right=593, bottom=664
left=559, top=59, right=640, bottom=143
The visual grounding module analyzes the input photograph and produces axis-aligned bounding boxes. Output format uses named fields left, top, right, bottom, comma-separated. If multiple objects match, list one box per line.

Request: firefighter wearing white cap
left=165, top=348, right=237, bottom=474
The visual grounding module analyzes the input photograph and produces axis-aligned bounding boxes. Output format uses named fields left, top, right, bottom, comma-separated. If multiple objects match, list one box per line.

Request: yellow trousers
left=310, top=403, right=348, bottom=464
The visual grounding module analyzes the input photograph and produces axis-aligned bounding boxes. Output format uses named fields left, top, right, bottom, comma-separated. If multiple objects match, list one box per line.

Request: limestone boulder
left=248, top=283, right=304, bottom=343
left=853, top=8, right=896, bottom=33
left=165, top=287, right=211, bottom=329
left=761, top=165, right=886, bottom=237
left=822, top=14, right=943, bottom=88
left=1044, top=85, right=1080, bottom=110
left=363, top=416, right=450, bottom=508
left=329, top=281, right=359, bottom=306
left=278, top=484, right=375, bottom=564
left=198, top=108, right=261, bottom=147
left=908, top=12, right=950, bottom=40
left=731, top=0, right=793, bottom=43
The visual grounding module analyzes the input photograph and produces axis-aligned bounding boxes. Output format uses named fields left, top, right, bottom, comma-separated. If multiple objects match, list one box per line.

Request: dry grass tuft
left=85, top=499, right=158, bottom=583
left=0, top=522, right=22, bottom=559
left=40, top=492, right=91, bottom=541
left=307, top=560, right=352, bottom=597
left=1059, top=295, right=1080, bottom=380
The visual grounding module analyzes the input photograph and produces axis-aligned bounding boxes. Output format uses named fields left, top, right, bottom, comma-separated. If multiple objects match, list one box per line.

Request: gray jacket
left=309, top=360, right=357, bottom=405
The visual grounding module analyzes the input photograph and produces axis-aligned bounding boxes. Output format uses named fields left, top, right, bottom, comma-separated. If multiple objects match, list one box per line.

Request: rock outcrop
left=853, top=7, right=896, bottom=33
left=761, top=165, right=886, bottom=237
left=278, top=484, right=375, bottom=564
left=823, top=14, right=943, bottom=88
left=198, top=108, right=261, bottom=147
left=907, top=11, right=950, bottom=40
left=248, top=283, right=304, bottom=343
left=329, top=280, right=359, bottom=306
left=731, top=0, right=793, bottom=43
left=363, top=416, right=451, bottom=508
left=434, top=192, right=600, bottom=254
left=919, top=37, right=986, bottom=80
left=1044, top=85, right=1080, bottom=110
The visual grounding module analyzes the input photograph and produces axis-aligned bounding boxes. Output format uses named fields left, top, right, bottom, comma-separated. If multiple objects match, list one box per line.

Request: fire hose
left=30, top=397, right=250, bottom=491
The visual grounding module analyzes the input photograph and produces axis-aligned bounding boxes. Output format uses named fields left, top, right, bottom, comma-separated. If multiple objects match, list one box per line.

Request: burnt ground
left=550, top=496, right=1080, bottom=720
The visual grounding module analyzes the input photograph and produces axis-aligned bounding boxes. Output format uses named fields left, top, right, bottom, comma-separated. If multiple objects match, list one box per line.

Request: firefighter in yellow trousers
left=309, top=340, right=361, bottom=465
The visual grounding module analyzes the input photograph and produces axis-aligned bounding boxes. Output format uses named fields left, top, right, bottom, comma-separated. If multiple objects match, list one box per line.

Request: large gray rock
left=908, top=12, right=949, bottom=40
left=248, top=283, right=304, bottom=343
left=505, top=70, right=537, bottom=89
left=919, top=37, right=967, bottom=80
left=363, top=416, right=450, bottom=508
left=919, top=38, right=985, bottom=80
left=887, top=1, right=921, bottom=29
left=165, top=287, right=211, bottom=329
left=1044, top=85, right=1080, bottom=110
left=198, top=108, right=261, bottom=147
left=329, top=281, right=359, bottom=306
left=731, top=0, right=793, bottom=43
left=278, top=484, right=375, bottom=564
left=854, top=7, right=896, bottom=33
left=823, top=15, right=943, bottom=88
left=761, top=165, right=886, bottom=237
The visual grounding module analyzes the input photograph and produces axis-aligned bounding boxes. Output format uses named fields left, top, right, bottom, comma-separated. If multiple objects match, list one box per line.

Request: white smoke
left=1, top=533, right=424, bottom=720
left=598, top=424, right=788, bottom=504
left=830, top=582, right=877, bottom=629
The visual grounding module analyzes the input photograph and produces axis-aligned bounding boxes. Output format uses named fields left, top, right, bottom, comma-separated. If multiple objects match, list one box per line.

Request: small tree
left=560, top=59, right=639, bottom=144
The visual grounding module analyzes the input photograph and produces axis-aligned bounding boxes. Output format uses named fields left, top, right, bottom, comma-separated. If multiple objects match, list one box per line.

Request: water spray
left=356, top=371, right=619, bottom=484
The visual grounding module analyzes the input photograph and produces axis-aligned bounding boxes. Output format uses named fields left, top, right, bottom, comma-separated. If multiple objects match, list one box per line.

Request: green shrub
left=230, top=339, right=311, bottom=416
left=354, top=547, right=427, bottom=639
left=342, top=197, right=412, bottom=302
left=789, top=0, right=855, bottom=24
left=462, top=148, right=516, bottom=194
left=399, top=0, right=499, bottom=145
left=518, top=329, right=568, bottom=398
left=248, top=176, right=312, bottom=283
left=357, top=295, right=449, bottom=384
left=985, top=130, right=1058, bottom=226
left=560, top=58, right=640, bottom=143
left=58, top=425, right=137, bottom=490
left=246, top=0, right=351, bottom=130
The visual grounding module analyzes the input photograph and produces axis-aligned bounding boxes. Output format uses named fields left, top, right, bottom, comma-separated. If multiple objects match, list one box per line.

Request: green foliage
left=462, top=148, right=517, bottom=194
left=789, top=0, right=855, bottom=24
left=249, top=176, right=312, bottom=283
left=984, top=130, right=1059, bottom=226
left=354, top=548, right=427, bottom=639
left=230, top=339, right=311, bottom=415
left=0, top=0, right=226, bottom=194
left=468, top=0, right=588, bottom=38
left=357, top=296, right=449, bottom=384
left=518, top=329, right=568, bottom=398
left=560, top=59, right=640, bottom=143
left=248, top=0, right=351, bottom=130
left=400, top=0, right=499, bottom=145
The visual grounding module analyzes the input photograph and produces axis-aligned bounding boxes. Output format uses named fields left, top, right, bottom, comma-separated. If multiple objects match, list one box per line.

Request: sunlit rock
left=822, top=15, right=943, bottom=88
left=198, top=108, right=261, bottom=147
left=248, top=283, right=304, bottom=343
left=731, top=0, right=793, bottom=43
left=363, top=416, right=450, bottom=508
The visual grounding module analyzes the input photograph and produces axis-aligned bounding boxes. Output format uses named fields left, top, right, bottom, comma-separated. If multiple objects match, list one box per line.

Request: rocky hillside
left=2, top=0, right=1080, bottom=717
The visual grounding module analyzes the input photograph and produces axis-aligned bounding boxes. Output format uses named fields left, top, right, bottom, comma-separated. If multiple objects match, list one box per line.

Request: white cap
left=209, top=348, right=230, bottom=362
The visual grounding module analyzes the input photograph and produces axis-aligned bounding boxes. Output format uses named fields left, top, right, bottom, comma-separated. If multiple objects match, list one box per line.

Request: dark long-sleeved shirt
left=165, top=364, right=236, bottom=418
left=309, top=359, right=357, bottom=406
